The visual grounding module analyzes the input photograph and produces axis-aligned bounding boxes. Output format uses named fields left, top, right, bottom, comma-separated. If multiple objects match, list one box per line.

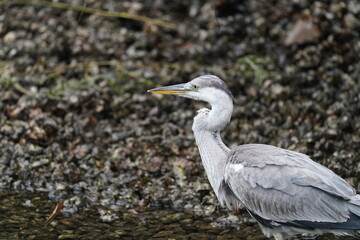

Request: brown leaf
left=29, top=108, right=45, bottom=119
left=176, top=40, right=192, bottom=50
left=7, top=106, right=22, bottom=119
left=284, top=14, right=321, bottom=46
left=44, top=202, right=64, bottom=226
left=0, top=192, right=9, bottom=197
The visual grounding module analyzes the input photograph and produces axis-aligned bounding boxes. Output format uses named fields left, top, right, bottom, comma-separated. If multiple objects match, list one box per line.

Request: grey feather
left=228, top=144, right=355, bottom=198
left=348, top=195, right=360, bottom=216
left=218, top=179, right=244, bottom=210
left=222, top=144, right=356, bottom=223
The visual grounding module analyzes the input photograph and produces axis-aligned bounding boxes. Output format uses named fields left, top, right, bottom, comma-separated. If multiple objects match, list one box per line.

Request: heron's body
left=148, top=75, right=360, bottom=240
left=221, top=144, right=360, bottom=239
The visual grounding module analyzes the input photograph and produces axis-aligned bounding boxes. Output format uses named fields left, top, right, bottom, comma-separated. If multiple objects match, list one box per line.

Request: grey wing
left=218, top=144, right=356, bottom=223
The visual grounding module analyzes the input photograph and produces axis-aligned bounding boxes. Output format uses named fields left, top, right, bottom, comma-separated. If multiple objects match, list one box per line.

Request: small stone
left=31, top=158, right=49, bottom=168
left=343, top=13, right=360, bottom=30
left=153, top=230, right=173, bottom=238
left=0, top=125, right=12, bottom=135
left=4, top=31, right=16, bottom=43
left=22, top=200, right=33, bottom=207
left=58, top=235, right=79, bottom=239
left=28, top=144, right=43, bottom=155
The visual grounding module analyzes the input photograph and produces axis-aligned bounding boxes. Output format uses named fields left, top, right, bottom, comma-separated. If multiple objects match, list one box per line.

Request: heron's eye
left=192, top=85, right=199, bottom=91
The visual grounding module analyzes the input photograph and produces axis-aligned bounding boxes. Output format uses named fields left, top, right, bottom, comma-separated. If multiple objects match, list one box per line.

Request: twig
left=44, top=201, right=64, bottom=227
left=41, top=60, right=122, bottom=74
left=0, top=0, right=176, bottom=29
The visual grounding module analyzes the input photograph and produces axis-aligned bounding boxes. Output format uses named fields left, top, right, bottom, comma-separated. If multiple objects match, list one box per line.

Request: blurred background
left=0, top=0, right=359, bottom=239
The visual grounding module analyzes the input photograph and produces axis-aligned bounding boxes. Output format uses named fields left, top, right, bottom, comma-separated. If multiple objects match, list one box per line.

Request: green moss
left=232, top=55, right=276, bottom=85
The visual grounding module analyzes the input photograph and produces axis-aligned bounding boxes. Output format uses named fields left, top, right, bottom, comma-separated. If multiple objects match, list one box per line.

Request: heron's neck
left=192, top=103, right=233, bottom=199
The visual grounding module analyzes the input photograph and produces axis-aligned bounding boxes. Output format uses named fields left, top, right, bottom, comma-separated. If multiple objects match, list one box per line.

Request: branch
left=0, top=0, right=176, bottom=29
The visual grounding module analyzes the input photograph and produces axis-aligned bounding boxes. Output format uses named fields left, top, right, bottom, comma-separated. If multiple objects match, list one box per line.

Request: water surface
left=0, top=191, right=356, bottom=240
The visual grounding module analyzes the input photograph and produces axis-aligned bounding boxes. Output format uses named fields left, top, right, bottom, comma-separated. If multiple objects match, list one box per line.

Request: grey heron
left=148, top=75, right=360, bottom=240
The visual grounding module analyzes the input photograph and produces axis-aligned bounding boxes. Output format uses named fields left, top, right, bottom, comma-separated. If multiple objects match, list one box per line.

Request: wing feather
left=221, top=144, right=356, bottom=223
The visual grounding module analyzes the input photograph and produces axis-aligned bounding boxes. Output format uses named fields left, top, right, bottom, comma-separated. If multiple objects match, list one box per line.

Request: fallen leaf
left=284, top=13, right=320, bottom=46
left=29, top=108, right=45, bottom=119
left=176, top=40, right=192, bottom=50
left=44, top=201, right=64, bottom=226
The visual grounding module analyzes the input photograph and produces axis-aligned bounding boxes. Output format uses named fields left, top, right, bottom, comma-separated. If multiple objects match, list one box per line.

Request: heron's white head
left=148, top=75, right=234, bottom=132
left=148, top=75, right=234, bottom=107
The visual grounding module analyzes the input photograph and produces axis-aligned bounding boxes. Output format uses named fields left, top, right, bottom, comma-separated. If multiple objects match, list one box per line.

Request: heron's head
left=148, top=75, right=234, bottom=105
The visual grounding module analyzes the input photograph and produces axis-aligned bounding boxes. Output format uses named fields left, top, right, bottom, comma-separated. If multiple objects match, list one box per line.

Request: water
left=0, top=191, right=355, bottom=240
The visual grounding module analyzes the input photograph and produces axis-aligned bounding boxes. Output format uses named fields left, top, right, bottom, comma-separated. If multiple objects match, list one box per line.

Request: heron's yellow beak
left=147, top=83, right=189, bottom=95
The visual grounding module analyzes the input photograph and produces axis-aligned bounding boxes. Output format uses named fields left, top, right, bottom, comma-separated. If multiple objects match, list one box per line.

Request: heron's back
left=220, top=143, right=360, bottom=238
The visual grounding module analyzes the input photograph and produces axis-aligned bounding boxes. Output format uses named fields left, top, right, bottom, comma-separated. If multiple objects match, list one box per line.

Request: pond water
left=0, top=191, right=356, bottom=240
